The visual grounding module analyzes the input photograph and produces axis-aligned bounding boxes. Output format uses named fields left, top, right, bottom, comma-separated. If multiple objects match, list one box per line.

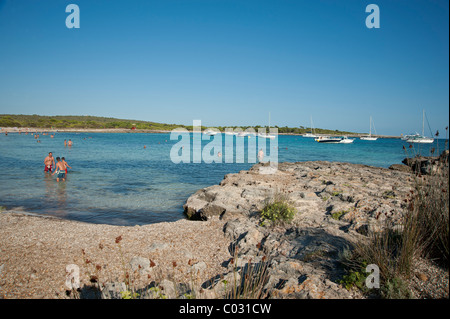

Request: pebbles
left=0, top=212, right=230, bottom=299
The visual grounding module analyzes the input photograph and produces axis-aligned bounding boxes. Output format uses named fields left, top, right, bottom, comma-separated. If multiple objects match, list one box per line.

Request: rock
left=158, top=279, right=177, bottom=298
left=190, top=261, right=207, bottom=274
left=402, top=151, right=448, bottom=175
left=147, top=242, right=169, bottom=253
left=101, top=282, right=127, bottom=299
left=129, top=256, right=151, bottom=275
left=389, top=164, right=411, bottom=172
left=183, top=160, right=416, bottom=299
left=416, top=273, right=428, bottom=282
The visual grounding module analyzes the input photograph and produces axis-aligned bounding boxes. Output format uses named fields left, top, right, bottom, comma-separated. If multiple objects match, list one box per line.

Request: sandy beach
left=0, top=211, right=230, bottom=299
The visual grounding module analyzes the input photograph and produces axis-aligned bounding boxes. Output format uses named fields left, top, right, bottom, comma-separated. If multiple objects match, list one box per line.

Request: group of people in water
left=44, top=151, right=72, bottom=182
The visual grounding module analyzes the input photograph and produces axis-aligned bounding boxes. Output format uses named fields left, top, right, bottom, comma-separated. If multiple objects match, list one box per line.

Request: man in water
left=44, top=152, right=55, bottom=173
left=52, top=157, right=66, bottom=182
left=68, top=139, right=73, bottom=147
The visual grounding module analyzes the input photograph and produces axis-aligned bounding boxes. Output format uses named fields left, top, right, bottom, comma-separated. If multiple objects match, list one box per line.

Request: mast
left=422, top=109, right=425, bottom=136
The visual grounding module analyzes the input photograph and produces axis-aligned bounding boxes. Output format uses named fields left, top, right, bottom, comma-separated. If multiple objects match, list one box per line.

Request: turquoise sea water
left=0, top=132, right=445, bottom=226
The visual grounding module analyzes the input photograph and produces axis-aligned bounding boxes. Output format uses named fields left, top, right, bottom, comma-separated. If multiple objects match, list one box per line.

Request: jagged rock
left=185, top=160, right=416, bottom=299
left=402, top=151, right=449, bottom=175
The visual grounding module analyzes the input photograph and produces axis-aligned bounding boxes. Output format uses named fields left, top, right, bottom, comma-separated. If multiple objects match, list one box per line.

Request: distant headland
left=0, top=114, right=399, bottom=138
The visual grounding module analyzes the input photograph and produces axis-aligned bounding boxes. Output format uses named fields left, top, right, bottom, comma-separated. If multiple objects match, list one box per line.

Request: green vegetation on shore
left=0, top=114, right=357, bottom=135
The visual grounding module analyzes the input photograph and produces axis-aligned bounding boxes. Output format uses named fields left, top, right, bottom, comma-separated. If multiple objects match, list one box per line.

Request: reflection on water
left=43, top=171, right=68, bottom=218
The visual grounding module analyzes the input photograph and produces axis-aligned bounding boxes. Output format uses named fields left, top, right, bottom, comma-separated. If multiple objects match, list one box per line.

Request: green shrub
left=381, top=277, right=412, bottom=299
left=339, top=261, right=369, bottom=291
left=331, top=210, right=347, bottom=220
left=260, top=193, right=296, bottom=226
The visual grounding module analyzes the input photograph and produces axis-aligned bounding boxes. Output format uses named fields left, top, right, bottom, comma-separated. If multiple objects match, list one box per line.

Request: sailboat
left=405, top=110, right=434, bottom=144
left=303, top=116, right=318, bottom=138
left=258, top=112, right=276, bottom=139
left=360, top=116, right=378, bottom=141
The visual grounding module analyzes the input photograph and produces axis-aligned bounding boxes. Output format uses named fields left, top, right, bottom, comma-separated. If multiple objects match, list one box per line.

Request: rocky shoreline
left=1, top=160, right=448, bottom=299
left=183, top=161, right=412, bottom=298
left=184, top=159, right=448, bottom=299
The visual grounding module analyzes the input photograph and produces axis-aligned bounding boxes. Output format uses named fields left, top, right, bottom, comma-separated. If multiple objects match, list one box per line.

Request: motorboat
left=405, top=135, right=434, bottom=143
left=203, top=129, right=218, bottom=136
left=315, top=136, right=354, bottom=144
left=315, top=136, right=342, bottom=143
left=339, top=136, right=355, bottom=144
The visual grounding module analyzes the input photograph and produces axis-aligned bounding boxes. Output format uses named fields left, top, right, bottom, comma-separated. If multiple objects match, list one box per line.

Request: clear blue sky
left=0, top=0, right=448, bottom=136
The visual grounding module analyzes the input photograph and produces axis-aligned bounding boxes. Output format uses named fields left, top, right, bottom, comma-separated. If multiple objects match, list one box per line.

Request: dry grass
left=341, top=150, right=449, bottom=298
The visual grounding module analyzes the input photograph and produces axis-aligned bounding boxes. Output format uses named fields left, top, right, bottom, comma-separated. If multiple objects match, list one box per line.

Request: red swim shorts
left=44, top=165, right=52, bottom=172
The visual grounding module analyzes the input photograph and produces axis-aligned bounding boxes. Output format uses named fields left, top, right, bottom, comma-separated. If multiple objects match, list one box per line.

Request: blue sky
left=0, top=0, right=448, bottom=136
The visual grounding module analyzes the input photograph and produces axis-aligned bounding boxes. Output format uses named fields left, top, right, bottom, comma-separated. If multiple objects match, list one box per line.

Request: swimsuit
left=56, top=170, right=66, bottom=179
left=44, top=165, right=52, bottom=172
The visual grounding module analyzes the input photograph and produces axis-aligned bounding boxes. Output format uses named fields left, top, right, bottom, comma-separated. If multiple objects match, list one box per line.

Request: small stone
left=416, top=273, right=428, bottom=282
left=129, top=256, right=151, bottom=275
left=147, top=242, right=169, bottom=253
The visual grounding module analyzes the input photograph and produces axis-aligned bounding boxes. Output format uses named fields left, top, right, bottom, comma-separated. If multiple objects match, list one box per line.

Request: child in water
left=52, top=157, right=66, bottom=182
left=61, top=157, right=72, bottom=174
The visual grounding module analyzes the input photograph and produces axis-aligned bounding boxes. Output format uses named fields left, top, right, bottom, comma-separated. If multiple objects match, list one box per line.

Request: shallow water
left=0, top=131, right=443, bottom=225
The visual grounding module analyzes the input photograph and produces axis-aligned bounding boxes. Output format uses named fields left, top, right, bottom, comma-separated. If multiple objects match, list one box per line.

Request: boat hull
left=406, top=138, right=434, bottom=144
left=360, top=137, right=377, bottom=141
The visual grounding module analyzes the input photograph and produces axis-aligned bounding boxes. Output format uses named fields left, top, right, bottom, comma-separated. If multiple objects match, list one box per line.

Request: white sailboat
left=258, top=112, right=276, bottom=139
left=360, top=116, right=378, bottom=141
left=303, top=116, right=318, bottom=137
left=405, top=110, right=434, bottom=144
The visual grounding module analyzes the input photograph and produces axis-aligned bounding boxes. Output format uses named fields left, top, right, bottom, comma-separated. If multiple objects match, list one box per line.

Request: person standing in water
left=52, top=157, right=66, bottom=182
left=67, top=139, right=73, bottom=147
left=61, top=157, right=71, bottom=174
left=44, top=152, right=55, bottom=173
left=258, top=148, right=264, bottom=162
